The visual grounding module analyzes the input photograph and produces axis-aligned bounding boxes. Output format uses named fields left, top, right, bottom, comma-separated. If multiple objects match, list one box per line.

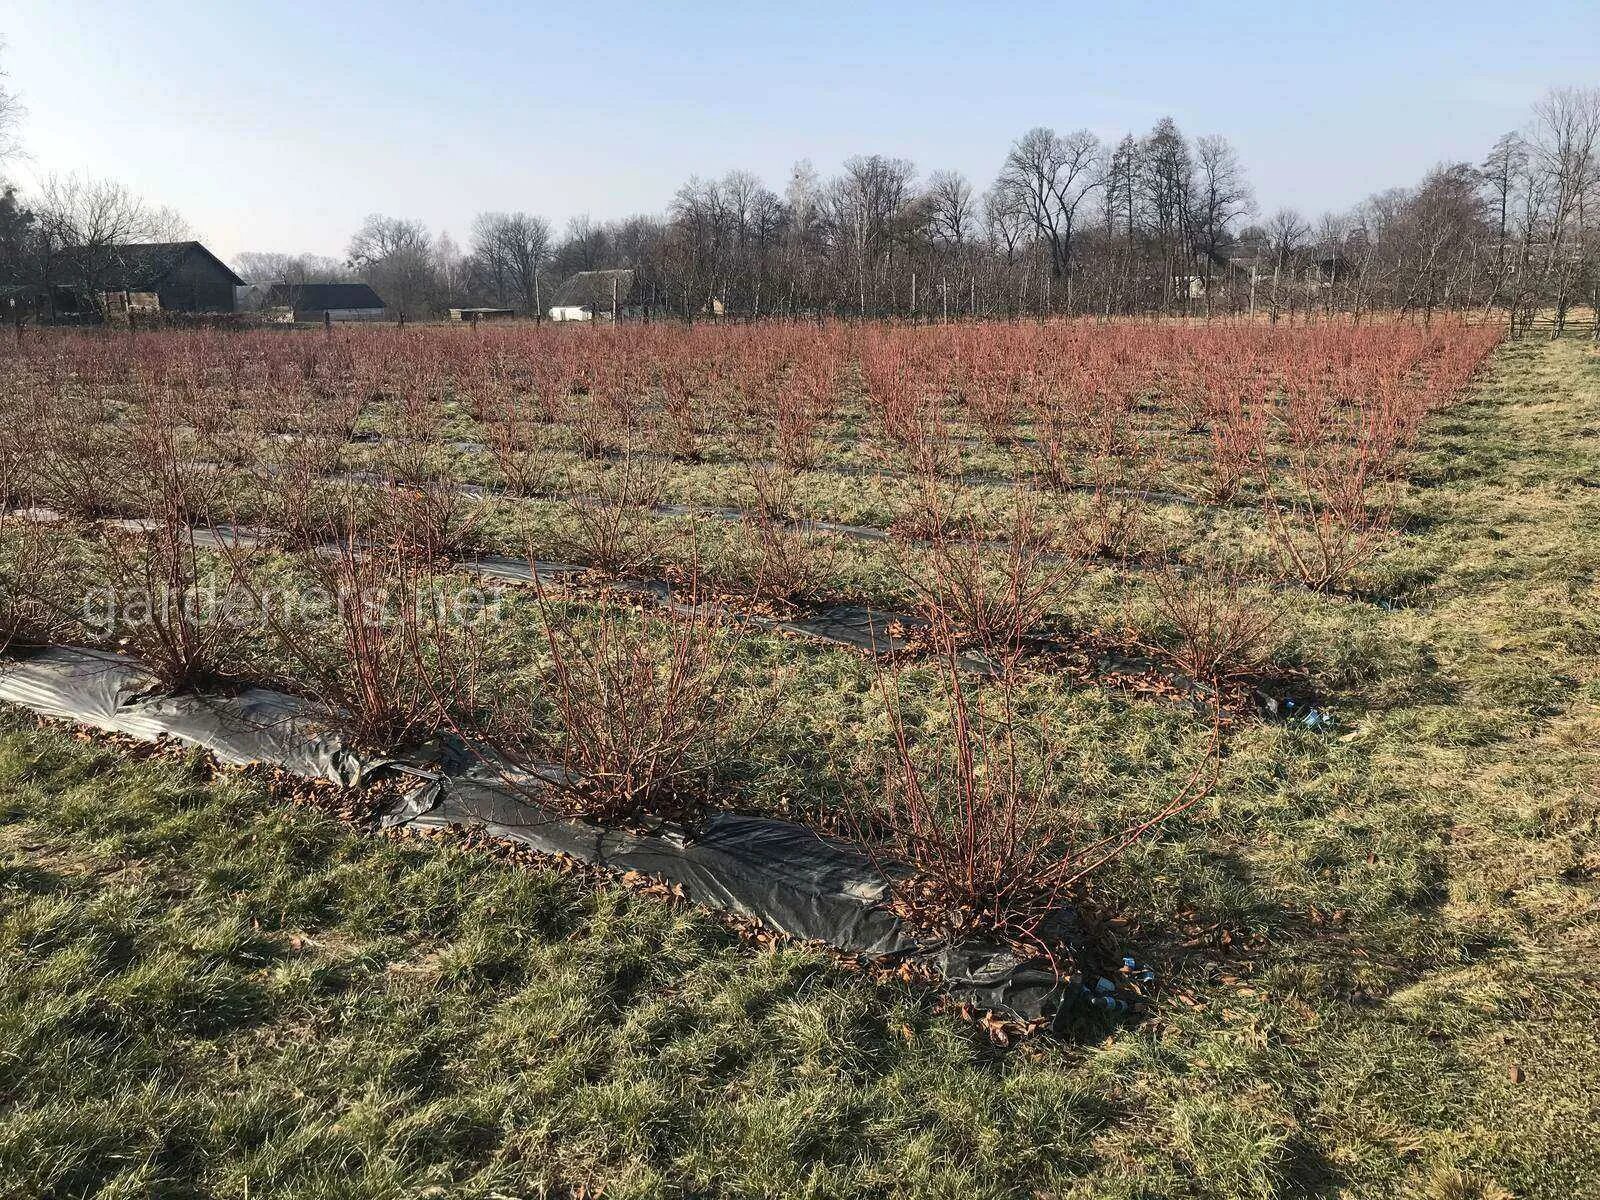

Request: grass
left=0, top=334, right=1597, bottom=1197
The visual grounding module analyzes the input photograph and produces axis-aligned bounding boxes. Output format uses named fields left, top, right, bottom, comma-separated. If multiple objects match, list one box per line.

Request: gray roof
left=108, top=242, right=246, bottom=288
left=554, top=269, right=634, bottom=310
left=266, top=282, right=386, bottom=311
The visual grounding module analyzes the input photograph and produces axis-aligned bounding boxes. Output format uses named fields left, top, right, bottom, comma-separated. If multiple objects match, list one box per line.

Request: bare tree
left=434, top=230, right=467, bottom=306
left=1141, top=118, right=1195, bottom=311
left=231, top=250, right=349, bottom=313
left=556, top=214, right=609, bottom=275
left=232, top=251, right=349, bottom=284
left=347, top=213, right=430, bottom=267
left=983, top=185, right=1026, bottom=263
left=927, top=170, right=975, bottom=248
left=744, top=183, right=786, bottom=317
left=346, top=214, right=436, bottom=318
left=1102, top=135, right=1140, bottom=242
left=777, top=161, right=827, bottom=316
left=0, top=39, right=23, bottom=165
left=1314, top=210, right=1353, bottom=314
left=1397, top=164, right=1490, bottom=317
left=470, top=211, right=552, bottom=317
left=1097, top=134, right=1142, bottom=312
left=1481, top=132, right=1527, bottom=283
left=826, top=154, right=917, bottom=317
left=1193, top=134, right=1254, bottom=314
left=921, top=170, right=976, bottom=320
left=979, top=185, right=1029, bottom=317
left=502, top=211, right=552, bottom=318
left=0, top=41, right=30, bottom=299
left=1528, top=87, right=1600, bottom=332
left=468, top=212, right=512, bottom=305
left=994, top=127, right=1102, bottom=311
left=723, top=169, right=761, bottom=260
left=0, top=184, right=31, bottom=285
left=1264, top=207, right=1310, bottom=323
left=187, top=84, right=1590, bottom=328
left=32, top=173, right=185, bottom=318
left=668, top=176, right=731, bottom=317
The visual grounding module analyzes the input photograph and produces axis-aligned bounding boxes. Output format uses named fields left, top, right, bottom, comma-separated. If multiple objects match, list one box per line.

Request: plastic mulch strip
left=0, top=642, right=1086, bottom=1025
left=0, top=645, right=395, bottom=786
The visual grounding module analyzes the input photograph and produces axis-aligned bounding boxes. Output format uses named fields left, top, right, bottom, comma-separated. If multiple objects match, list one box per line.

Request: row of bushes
left=3, top=407, right=1292, bottom=685
left=2, top=522, right=1225, bottom=957
left=1, top=482, right=1231, bottom=957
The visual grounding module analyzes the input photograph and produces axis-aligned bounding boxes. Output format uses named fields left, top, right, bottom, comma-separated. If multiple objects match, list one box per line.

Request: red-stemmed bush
left=1199, top=378, right=1268, bottom=504
left=894, top=489, right=1076, bottom=664
left=1138, top=563, right=1282, bottom=689
left=868, top=642, right=1218, bottom=953
left=482, top=400, right=547, bottom=497
left=88, top=407, right=261, bottom=691
left=243, top=527, right=452, bottom=748
left=0, top=510, right=73, bottom=651
left=559, top=454, right=665, bottom=577
left=656, top=362, right=705, bottom=462
left=773, top=353, right=834, bottom=470
left=731, top=509, right=842, bottom=608
left=1263, top=392, right=1400, bottom=592
left=439, top=575, right=759, bottom=822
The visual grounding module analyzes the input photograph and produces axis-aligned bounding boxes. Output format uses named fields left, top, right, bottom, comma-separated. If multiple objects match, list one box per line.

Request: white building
left=548, top=268, right=636, bottom=322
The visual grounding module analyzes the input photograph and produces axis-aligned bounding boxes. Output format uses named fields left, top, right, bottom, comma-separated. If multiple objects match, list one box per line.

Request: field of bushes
left=2, top=318, right=1595, bottom=1197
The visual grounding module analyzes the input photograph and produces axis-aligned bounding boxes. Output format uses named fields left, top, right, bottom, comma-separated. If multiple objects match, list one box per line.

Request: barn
left=264, top=282, right=387, bottom=323
left=105, top=242, right=244, bottom=313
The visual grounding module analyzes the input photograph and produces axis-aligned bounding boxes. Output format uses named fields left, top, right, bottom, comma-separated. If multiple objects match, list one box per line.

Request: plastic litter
left=1256, top=691, right=1333, bottom=731
left=1122, top=956, right=1156, bottom=985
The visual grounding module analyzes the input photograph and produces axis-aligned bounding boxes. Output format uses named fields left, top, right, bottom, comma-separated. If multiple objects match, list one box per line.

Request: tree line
left=2, top=47, right=1596, bottom=329
left=253, top=90, right=1600, bottom=330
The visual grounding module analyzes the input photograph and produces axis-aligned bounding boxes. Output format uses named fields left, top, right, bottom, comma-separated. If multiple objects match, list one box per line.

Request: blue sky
left=3, top=1, right=1594, bottom=261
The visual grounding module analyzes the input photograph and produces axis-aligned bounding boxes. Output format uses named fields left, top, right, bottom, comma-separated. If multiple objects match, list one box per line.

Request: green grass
left=1, top=337, right=1598, bottom=1198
